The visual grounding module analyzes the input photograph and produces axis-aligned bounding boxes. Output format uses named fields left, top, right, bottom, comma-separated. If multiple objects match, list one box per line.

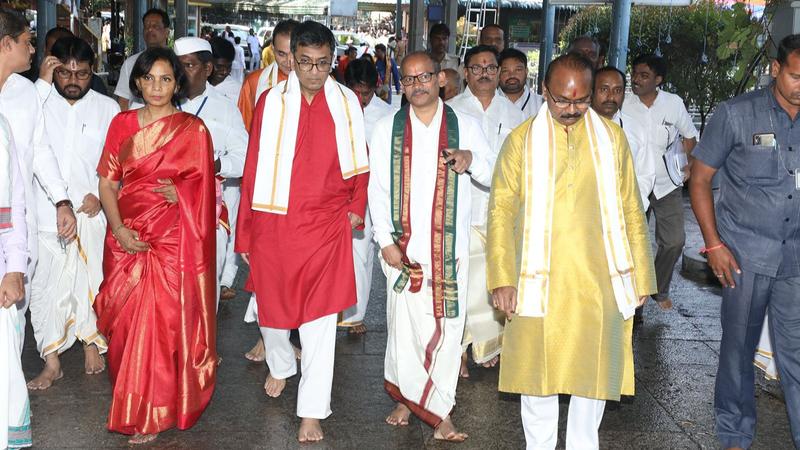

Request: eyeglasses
left=295, top=59, right=331, bottom=73
left=54, top=68, right=92, bottom=81
left=400, top=71, right=436, bottom=86
left=466, top=64, right=499, bottom=76
left=544, top=87, right=592, bottom=109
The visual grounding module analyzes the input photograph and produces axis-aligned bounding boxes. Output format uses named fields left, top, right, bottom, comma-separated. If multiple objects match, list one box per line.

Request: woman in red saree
left=95, top=48, right=217, bottom=445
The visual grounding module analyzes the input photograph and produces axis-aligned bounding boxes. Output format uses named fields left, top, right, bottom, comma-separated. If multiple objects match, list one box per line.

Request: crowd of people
left=0, top=6, right=799, bottom=450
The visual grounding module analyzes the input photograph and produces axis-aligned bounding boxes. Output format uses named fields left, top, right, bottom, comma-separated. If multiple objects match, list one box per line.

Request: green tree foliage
left=559, top=1, right=764, bottom=133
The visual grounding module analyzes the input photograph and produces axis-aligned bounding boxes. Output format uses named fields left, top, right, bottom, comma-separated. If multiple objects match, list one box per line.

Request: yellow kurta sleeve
left=612, top=123, right=657, bottom=297
left=486, top=118, right=530, bottom=291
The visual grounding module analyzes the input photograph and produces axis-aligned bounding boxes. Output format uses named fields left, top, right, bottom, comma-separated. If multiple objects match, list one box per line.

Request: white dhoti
left=755, top=314, right=778, bottom=380
left=1, top=306, right=32, bottom=449
left=521, top=394, right=606, bottom=450
left=220, top=181, right=240, bottom=289
left=244, top=293, right=258, bottom=323
left=383, top=259, right=467, bottom=427
left=260, top=313, right=337, bottom=419
left=461, top=225, right=504, bottom=364
left=340, top=211, right=374, bottom=326
left=28, top=215, right=107, bottom=358
left=215, top=226, right=228, bottom=310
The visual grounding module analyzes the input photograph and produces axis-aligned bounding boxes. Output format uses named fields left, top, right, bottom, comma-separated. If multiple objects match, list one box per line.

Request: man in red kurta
left=235, top=21, right=369, bottom=443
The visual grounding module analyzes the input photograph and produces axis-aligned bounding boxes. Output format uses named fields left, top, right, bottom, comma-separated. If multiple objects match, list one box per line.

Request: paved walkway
left=20, top=192, right=794, bottom=449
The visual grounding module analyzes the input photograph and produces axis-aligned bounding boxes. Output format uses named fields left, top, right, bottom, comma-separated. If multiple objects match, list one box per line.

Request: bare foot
left=84, top=344, right=105, bottom=375
left=433, top=416, right=468, bottom=442
left=264, top=373, right=287, bottom=398
left=27, top=354, right=63, bottom=390
left=348, top=323, right=367, bottom=335
left=128, top=433, right=158, bottom=445
left=293, top=344, right=302, bottom=360
left=385, top=403, right=411, bottom=426
left=245, top=338, right=265, bottom=362
left=459, top=352, right=470, bottom=378
left=298, top=418, right=324, bottom=442
left=481, top=355, right=499, bottom=368
left=657, top=298, right=673, bottom=311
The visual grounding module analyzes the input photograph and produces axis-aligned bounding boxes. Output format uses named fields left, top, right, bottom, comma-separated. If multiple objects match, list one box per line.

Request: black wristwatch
left=55, top=199, right=73, bottom=209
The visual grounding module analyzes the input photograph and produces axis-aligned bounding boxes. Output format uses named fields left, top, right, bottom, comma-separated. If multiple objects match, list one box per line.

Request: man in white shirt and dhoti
left=26, top=37, right=119, bottom=390
left=0, top=10, right=77, bottom=348
left=0, top=112, right=31, bottom=449
left=487, top=53, right=657, bottom=449
left=448, top=44, right=524, bottom=377
left=369, top=51, right=494, bottom=442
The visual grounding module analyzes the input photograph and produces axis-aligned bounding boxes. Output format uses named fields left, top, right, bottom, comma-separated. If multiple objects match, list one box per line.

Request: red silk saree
left=94, top=110, right=217, bottom=435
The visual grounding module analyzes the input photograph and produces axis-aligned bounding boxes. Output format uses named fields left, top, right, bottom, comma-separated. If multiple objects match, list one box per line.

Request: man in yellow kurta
left=487, top=53, right=657, bottom=449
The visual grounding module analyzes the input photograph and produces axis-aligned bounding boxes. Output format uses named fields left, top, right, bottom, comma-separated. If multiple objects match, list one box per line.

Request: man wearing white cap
left=161, top=37, right=248, bottom=305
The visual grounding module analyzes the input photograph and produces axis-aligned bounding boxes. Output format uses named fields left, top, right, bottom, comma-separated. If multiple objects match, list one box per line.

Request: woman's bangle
left=112, top=224, right=126, bottom=237
left=700, top=243, right=725, bottom=254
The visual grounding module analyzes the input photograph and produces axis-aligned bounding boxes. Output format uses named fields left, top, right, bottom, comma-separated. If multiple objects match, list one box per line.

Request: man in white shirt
left=0, top=11, right=77, bottom=336
left=170, top=38, right=248, bottom=308
left=592, top=66, right=655, bottom=210
left=622, top=53, right=698, bottom=312
left=478, top=24, right=505, bottom=52
left=498, top=48, right=544, bottom=119
left=448, top=44, right=524, bottom=377
left=114, top=8, right=170, bottom=111
left=26, top=37, right=118, bottom=390
left=232, top=36, right=246, bottom=82
left=369, top=51, right=493, bottom=442
left=209, top=36, right=242, bottom=104
left=428, top=23, right=460, bottom=71
left=0, top=112, right=31, bottom=450
left=247, top=28, right=261, bottom=71
left=340, top=58, right=394, bottom=336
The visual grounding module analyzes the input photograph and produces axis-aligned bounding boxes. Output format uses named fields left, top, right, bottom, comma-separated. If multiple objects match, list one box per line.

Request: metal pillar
left=445, top=0, right=458, bottom=54
left=536, top=0, right=555, bottom=94
left=607, top=0, right=632, bottom=70
left=409, top=0, right=425, bottom=52
left=175, top=0, right=188, bottom=38
left=133, top=0, right=147, bottom=53
left=36, top=0, right=57, bottom=60
left=395, top=0, right=403, bottom=40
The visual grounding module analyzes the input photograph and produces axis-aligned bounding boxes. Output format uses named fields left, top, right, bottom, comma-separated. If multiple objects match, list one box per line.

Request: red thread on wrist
left=700, top=243, right=725, bottom=254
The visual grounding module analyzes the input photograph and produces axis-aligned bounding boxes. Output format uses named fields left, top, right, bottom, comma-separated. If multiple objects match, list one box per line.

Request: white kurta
left=498, top=84, right=545, bottom=120
left=0, top=115, right=32, bottom=449
left=340, top=94, right=395, bottom=326
left=621, top=90, right=699, bottom=199
left=448, top=88, right=525, bottom=362
left=613, top=110, right=656, bottom=210
left=232, top=45, right=246, bottom=83
left=28, top=89, right=118, bottom=358
left=368, top=100, right=493, bottom=422
left=0, top=74, right=69, bottom=326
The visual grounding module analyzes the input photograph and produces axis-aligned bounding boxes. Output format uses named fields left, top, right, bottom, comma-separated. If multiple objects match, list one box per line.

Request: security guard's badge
left=752, top=133, right=776, bottom=147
